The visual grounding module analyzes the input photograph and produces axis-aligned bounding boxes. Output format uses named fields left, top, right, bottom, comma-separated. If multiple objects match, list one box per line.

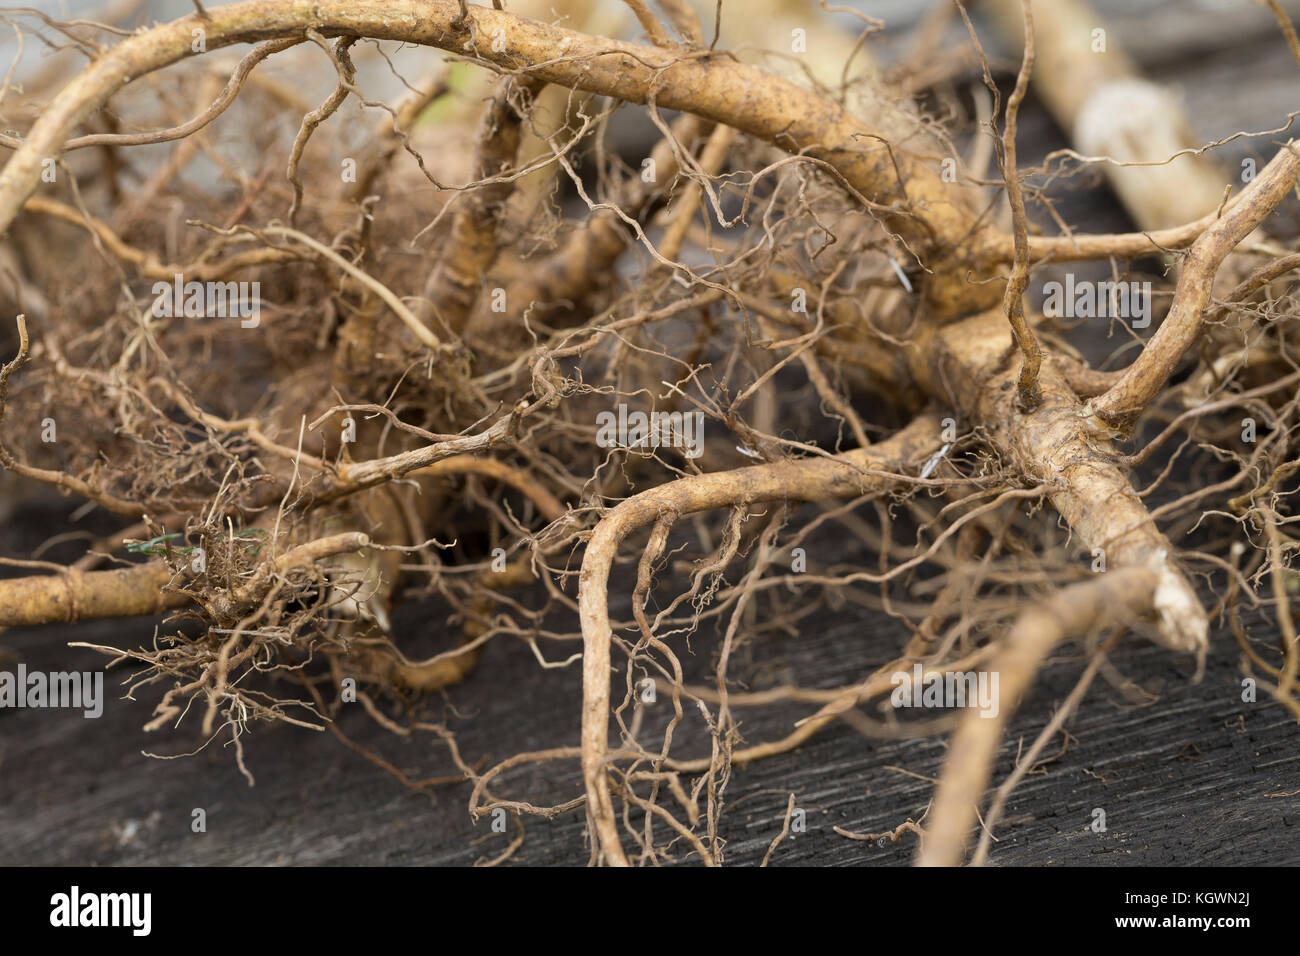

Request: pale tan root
left=916, top=568, right=1159, bottom=866
left=578, top=413, right=944, bottom=866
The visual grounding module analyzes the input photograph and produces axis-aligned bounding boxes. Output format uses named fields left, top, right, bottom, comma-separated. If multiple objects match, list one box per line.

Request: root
left=3, top=0, right=1298, bottom=869
left=579, top=414, right=941, bottom=865
left=918, top=569, right=1161, bottom=866
left=911, top=307, right=1209, bottom=655
left=1084, top=142, right=1300, bottom=433
left=0, top=561, right=178, bottom=626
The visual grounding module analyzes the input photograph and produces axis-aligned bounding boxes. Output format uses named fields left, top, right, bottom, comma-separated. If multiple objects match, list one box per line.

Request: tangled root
left=1, top=0, right=1298, bottom=866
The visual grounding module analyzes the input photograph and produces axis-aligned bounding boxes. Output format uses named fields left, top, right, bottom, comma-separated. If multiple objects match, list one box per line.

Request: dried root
left=1, top=0, right=1298, bottom=867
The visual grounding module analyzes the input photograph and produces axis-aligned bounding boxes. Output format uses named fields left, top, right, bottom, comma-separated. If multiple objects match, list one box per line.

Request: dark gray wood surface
left=2, top=491, right=1296, bottom=867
